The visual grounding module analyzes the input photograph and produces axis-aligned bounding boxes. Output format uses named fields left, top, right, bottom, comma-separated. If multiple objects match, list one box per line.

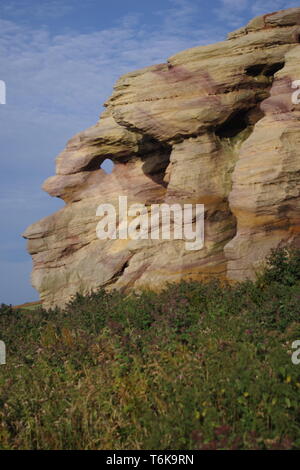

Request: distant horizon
left=1, top=0, right=299, bottom=305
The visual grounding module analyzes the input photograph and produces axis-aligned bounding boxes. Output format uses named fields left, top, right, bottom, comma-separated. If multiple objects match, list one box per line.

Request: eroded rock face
left=24, top=8, right=300, bottom=308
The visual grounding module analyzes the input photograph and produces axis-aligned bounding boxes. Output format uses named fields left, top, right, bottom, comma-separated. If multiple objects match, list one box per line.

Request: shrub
left=258, top=247, right=300, bottom=287
left=0, top=248, right=299, bottom=449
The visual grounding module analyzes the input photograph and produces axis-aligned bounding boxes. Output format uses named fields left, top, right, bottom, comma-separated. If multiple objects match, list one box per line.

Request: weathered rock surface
left=24, top=8, right=300, bottom=308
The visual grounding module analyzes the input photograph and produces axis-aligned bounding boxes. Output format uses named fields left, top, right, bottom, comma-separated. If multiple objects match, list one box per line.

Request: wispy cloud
left=0, top=0, right=76, bottom=19
left=0, top=0, right=225, bottom=180
left=214, top=0, right=250, bottom=27
left=0, top=3, right=223, bottom=120
left=215, top=0, right=300, bottom=27
left=251, top=0, right=300, bottom=16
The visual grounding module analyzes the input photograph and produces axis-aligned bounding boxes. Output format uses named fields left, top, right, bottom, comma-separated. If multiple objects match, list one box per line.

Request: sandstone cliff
left=24, top=8, right=300, bottom=308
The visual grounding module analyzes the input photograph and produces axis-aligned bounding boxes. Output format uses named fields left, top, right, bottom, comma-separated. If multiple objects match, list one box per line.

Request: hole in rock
left=245, top=63, right=266, bottom=76
left=245, top=62, right=284, bottom=77
left=100, top=159, right=115, bottom=174
left=263, top=62, right=285, bottom=77
left=215, top=109, right=250, bottom=139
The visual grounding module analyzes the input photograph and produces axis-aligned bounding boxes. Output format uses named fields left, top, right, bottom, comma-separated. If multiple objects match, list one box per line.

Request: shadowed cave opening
left=215, top=108, right=252, bottom=138
left=141, top=144, right=171, bottom=188
left=216, top=60, right=285, bottom=140
left=245, top=61, right=284, bottom=77
left=113, top=135, right=172, bottom=188
left=264, top=62, right=285, bottom=77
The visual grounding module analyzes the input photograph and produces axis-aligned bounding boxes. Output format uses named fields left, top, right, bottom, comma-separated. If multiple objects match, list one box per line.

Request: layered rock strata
left=24, top=8, right=300, bottom=308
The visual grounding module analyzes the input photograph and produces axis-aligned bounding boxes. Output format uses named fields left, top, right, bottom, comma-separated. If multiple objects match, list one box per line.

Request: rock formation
left=24, top=8, right=300, bottom=308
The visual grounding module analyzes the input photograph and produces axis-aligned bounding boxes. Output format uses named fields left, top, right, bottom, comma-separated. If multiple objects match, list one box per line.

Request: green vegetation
left=0, top=247, right=300, bottom=450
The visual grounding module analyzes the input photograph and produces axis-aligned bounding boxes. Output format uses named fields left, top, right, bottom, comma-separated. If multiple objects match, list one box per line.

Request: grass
left=0, top=247, right=300, bottom=450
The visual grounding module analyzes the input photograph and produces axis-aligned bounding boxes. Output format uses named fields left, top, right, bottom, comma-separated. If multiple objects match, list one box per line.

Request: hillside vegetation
left=0, top=248, right=300, bottom=450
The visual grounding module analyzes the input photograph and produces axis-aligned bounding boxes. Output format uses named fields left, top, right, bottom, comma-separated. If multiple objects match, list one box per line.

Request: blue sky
left=0, top=0, right=299, bottom=305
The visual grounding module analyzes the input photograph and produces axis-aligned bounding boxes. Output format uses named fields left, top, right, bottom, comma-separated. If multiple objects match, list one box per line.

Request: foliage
left=258, top=247, right=300, bottom=287
left=0, top=248, right=299, bottom=449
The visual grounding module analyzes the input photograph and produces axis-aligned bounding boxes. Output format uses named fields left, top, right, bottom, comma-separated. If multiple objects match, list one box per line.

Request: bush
left=0, top=248, right=299, bottom=449
left=259, top=247, right=300, bottom=286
